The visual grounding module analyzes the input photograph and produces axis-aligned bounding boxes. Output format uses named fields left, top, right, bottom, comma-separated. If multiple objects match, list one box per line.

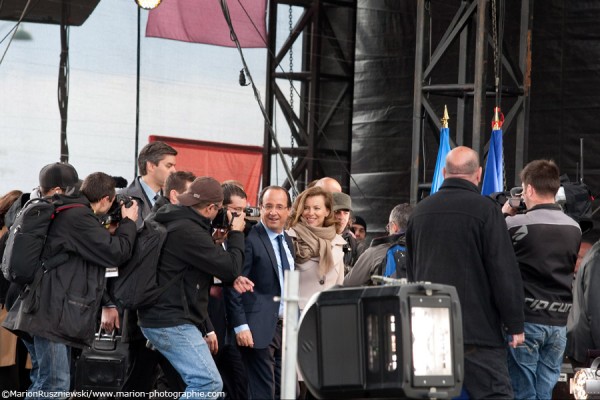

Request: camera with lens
left=212, top=208, right=231, bottom=231
left=244, top=206, right=260, bottom=218
left=100, top=194, right=134, bottom=225
left=507, top=186, right=526, bottom=212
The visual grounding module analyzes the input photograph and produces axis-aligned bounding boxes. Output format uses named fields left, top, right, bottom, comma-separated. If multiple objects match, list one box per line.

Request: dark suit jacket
left=224, top=222, right=294, bottom=349
left=119, top=176, right=153, bottom=230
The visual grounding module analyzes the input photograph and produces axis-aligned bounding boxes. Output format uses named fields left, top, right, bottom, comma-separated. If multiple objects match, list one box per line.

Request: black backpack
left=108, top=215, right=184, bottom=310
left=1, top=198, right=83, bottom=285
left=560, top=175, right=593, bottom=232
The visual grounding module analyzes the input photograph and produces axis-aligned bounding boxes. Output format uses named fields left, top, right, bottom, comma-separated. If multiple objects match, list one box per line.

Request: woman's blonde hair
left=289, top=186, right=336, bottom=228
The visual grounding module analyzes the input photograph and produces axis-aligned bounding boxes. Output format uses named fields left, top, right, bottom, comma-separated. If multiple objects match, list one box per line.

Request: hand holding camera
left=229, top=209, right=246, bottom=232
left=212, top=207, right=246, bottom=234
left=502, top=186, right=526, bottom=216
left=120, top=196, right=139, bottom=222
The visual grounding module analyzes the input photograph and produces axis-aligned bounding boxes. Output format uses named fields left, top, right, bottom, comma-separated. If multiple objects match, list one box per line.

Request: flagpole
left=134, top=6, right=141, bottom=178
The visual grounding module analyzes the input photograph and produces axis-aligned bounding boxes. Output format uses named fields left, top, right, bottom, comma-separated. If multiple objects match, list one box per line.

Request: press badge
left=105, top=267, right=119, bottom=278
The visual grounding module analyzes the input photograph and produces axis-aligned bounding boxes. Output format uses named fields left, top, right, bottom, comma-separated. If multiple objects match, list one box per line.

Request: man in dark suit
left=225, top=186, right=294, bottom=400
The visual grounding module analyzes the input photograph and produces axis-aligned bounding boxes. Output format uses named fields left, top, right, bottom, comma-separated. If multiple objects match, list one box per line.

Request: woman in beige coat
left=287, top=186, right=346, bottom=311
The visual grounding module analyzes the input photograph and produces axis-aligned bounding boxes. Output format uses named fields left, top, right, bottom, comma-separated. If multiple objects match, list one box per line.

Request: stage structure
left=262, top=0, right=357, bottom=192
left=0, top=0, right=100, bottom=163
left=410, top=0, right=533, bottom=203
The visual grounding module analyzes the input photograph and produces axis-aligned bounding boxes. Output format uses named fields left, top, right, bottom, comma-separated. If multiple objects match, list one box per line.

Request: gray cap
left=332, top=192, right=352, bottom=212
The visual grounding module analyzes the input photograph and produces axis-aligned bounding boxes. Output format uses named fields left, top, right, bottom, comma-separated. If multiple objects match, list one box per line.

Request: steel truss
left=410, top=0, right=534, bottom=203
left=262, top=0, right=357, bottom=192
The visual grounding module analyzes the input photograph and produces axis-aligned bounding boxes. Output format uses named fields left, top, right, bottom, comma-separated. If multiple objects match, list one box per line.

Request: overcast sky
left=0, top=0, right=297, bottom=194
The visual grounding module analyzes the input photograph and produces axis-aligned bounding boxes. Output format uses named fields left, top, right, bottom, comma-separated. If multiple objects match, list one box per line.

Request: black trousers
left=463, top=345, right=514, bottom=399
left=238, top=320, right=283, bottom=400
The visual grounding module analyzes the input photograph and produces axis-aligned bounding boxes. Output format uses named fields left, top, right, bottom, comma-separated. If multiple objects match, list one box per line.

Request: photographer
left=502, top=159, right=581, bottom=400
left=138, top=177, right=245, bottom=397
left=3, top=170, right=138, bottom=396
left=208, top=183, right=253, bottom=399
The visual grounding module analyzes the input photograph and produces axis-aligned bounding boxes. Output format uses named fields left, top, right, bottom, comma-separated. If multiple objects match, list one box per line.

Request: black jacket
left=406, top=178, right=524, bottom=347
left=567, top=240, right=600, bottom=363
left=138, top=204, right=244, bottom=329
left=2, top=193, right=137, bottom=348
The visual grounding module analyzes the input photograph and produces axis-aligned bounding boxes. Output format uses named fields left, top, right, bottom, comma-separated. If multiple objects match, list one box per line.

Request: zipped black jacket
left=406, top=178, right=525, bottom=347
left=3, top=193, right=137, bottom=348
left=138, top=204, right=244, bottom=329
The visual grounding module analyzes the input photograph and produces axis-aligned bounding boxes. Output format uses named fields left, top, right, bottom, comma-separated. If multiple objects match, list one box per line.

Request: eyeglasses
left=227, top=206, right=244, bottom=214
left=261, top=204, right=287, bottom=212
left=212, top=203, right=223, bottom=210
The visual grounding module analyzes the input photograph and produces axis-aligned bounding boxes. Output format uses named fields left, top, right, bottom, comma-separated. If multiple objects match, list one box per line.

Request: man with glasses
left=138, top=177, right=246, bottom=398
left=225, top=186, right=294, bottom=399
left=344, top=203, right=413, bottom=286
left=208, top=182, right=250, bottom=399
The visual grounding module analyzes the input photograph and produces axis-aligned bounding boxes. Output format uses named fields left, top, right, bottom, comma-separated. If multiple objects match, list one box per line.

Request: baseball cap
left=332, top=192, right=352, bottom=212
left=177, top=176, right=224, bottom=207
left=39, top=162, right=79, bottom=189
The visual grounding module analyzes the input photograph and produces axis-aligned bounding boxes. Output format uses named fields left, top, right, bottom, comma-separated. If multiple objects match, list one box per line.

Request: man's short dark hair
left=520, top=159, right=560, bottom=197
left=389, top=203, right=413, bottom=231
left=165, top=171, right=196, bottom=195
left=81, top=172, right=116, bottom=203
left=137, top=141, right=178, bottom=176
left=258, top=186, right=292, bottom=208
left=222, top=183, right=247, bottom=206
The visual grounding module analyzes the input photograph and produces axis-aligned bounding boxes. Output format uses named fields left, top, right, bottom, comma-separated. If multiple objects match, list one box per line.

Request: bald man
left=314, top=177, right=342, bottom=193
left=406, top=146, right=525, bottom=399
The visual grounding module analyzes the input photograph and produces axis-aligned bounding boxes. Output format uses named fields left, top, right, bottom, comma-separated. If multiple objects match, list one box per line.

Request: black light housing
left=297, top=282, right=464, bottom=399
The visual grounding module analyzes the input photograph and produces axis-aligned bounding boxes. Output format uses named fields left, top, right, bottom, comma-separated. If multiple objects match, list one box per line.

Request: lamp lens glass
left=136, top=0, right=162, bottom=9
left=411, top=307, right=452, bottom=376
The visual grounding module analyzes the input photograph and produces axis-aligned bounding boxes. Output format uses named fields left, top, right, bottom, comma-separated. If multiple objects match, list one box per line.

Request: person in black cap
left=3, top=168, right=138, bottom=397
left=2, top=162, right=83, bottom=309
left=1, top=162, right=87, bottom=394
left=138, top=177, right=246, bottom=397
left=351, top=215, right=368, bottom=257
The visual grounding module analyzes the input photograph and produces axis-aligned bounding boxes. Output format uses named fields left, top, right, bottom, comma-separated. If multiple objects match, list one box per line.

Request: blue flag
left=481, top=128, right=503, bottom=195
left=431, top=127, right=451, bottom=194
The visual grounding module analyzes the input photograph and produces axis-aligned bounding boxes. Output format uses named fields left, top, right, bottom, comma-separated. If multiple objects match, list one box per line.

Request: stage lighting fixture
left=135, top=0, right=161, bottom=10
left=571, top=358, right=600, bottom=399
left=297, top=282, right=464, bottom=399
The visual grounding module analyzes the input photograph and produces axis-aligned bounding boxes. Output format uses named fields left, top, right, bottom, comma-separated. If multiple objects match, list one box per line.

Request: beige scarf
left=292, top=220, right=337, bottom=277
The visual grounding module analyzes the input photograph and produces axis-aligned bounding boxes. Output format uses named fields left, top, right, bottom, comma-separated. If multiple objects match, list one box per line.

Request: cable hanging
left=220, top=0, right=299, bottom=196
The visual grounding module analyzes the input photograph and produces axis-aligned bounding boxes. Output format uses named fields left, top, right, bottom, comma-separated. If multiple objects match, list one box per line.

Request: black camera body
left=507, top=186, right=526, bottom=212
left=212, top=208, right=231, bottom=230
left=212, top=206, right=261, bottom=231
left=488, top=187, right=526, bottom=214
left=244, top=206, right=260, bottom=218
left=100, top=194, right=134, bottom=225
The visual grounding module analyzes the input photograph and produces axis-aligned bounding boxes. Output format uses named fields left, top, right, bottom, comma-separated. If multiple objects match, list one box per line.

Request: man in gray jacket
left=344, top=203, right=412, bottom=286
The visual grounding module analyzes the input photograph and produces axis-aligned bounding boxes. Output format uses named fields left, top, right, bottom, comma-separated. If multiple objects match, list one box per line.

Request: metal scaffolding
left=410, top=0, right=533, bottom=204
left=262, top=0, right=357, bottom=192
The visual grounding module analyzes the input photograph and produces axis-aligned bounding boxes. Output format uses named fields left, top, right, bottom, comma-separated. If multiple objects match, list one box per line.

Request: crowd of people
left=0, top=141, right=597, bottom=400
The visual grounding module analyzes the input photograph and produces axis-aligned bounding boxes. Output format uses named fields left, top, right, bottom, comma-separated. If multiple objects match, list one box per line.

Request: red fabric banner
left=146, top=0, right=267, bottom=48
left=149, top=135, right=263, bottom=205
